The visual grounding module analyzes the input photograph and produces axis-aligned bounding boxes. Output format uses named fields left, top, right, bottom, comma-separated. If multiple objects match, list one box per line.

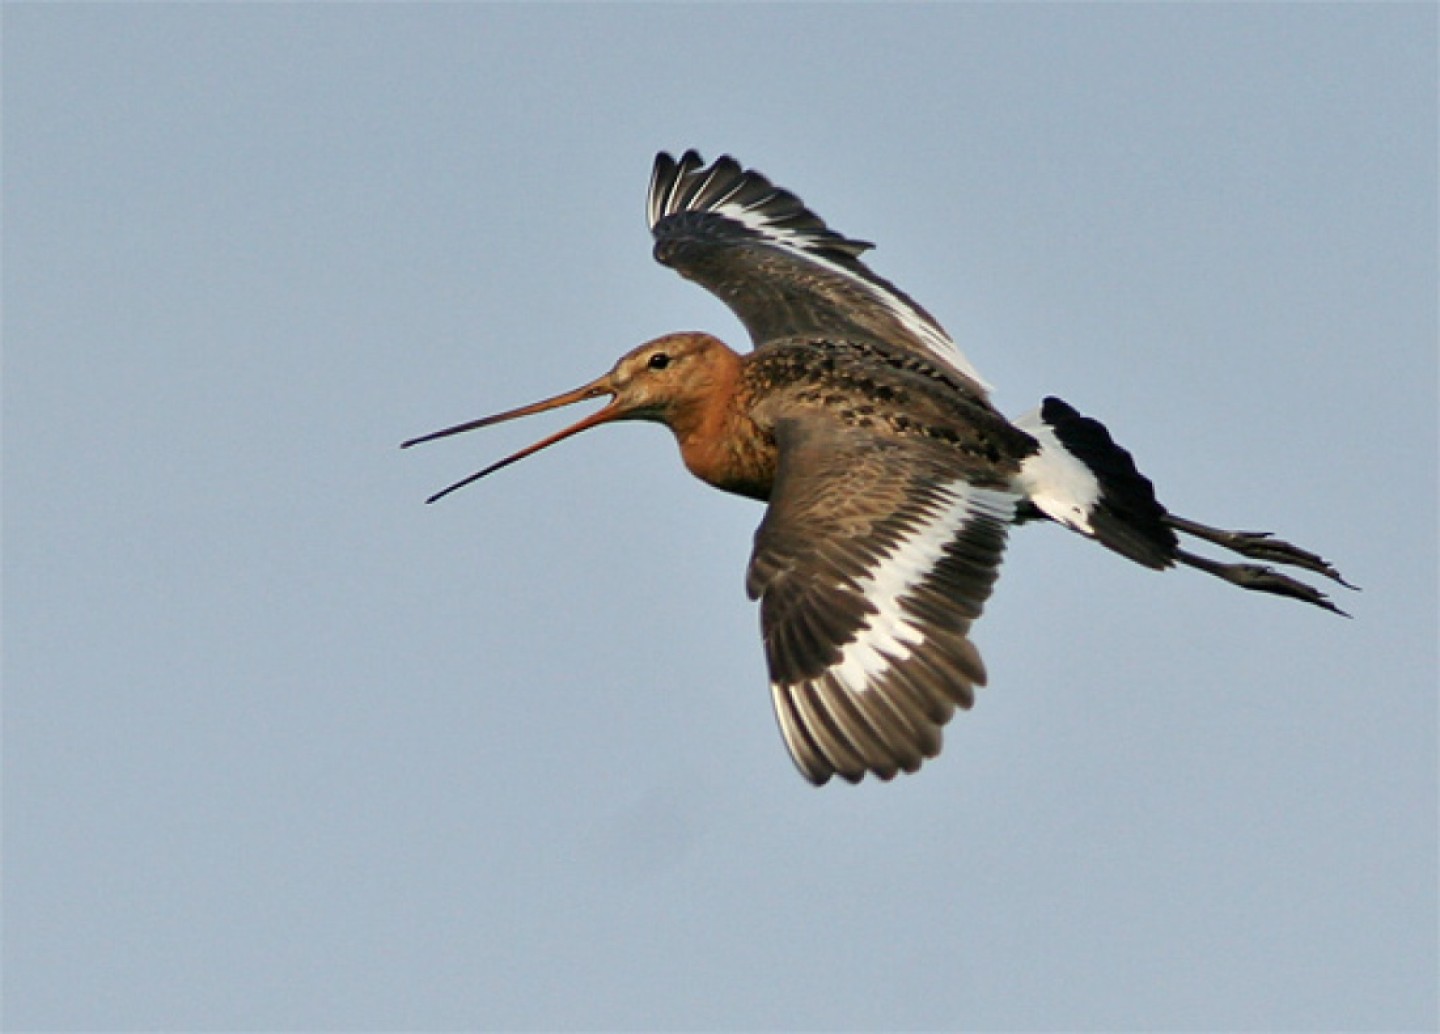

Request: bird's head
left=402, top=332, right=740, bottom=503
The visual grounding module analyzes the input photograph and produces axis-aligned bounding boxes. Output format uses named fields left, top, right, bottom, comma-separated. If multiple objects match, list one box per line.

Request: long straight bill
left=402, top=377, right=617, bottom=504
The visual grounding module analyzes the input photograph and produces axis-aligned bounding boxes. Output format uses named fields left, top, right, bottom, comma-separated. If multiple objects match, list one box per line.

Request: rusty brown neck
left=666, top=348, right=774, bottom=501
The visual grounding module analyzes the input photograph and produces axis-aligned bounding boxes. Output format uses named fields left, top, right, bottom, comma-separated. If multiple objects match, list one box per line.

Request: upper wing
left=745, top=416, right=1017, bottom=785
left=648, top=150, right=989, bottom=394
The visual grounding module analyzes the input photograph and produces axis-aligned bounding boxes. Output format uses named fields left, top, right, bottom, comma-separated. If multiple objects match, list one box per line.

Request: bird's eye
left=647, top=352, right=672, bottom=370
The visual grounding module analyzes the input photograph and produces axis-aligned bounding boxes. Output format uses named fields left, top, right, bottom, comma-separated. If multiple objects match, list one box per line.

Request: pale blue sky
left=5, top=4, right=1436, bottom=1030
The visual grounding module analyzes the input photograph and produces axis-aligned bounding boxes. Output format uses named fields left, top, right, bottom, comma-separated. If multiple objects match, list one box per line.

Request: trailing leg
left=1164, top=514, right=1354, bottom=587
left=1014, top=396, right=1354, bottom=616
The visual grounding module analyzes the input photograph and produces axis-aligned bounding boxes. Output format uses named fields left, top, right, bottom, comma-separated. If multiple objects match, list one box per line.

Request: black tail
left=1017, top=397, right=1355, bottom=616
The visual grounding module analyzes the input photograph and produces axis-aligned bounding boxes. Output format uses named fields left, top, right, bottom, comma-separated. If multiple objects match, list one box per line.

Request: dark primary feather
left=648, top=150, right=988, bottom=393
left=745, top=417, right=1015, bottom=784
left=648, top=151, right=871, bottom=258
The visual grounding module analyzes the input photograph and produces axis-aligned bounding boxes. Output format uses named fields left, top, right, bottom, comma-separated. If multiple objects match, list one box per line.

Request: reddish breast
left=669, top=349, right=777, bottom=500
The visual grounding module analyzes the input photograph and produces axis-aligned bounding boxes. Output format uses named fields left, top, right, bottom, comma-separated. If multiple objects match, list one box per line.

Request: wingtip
left=648, top=149, right=705, bottom=228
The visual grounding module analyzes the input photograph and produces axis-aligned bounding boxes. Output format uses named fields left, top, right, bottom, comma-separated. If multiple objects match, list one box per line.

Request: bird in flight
left=404, top=150, right=1352, bottom=785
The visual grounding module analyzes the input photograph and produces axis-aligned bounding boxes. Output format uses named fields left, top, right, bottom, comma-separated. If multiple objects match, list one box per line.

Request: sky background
left=4, top=5, right=1435, bottom=1031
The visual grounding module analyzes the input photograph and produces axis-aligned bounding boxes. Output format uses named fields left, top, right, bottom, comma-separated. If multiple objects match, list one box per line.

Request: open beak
left=402, top=373, right=619, bottom=503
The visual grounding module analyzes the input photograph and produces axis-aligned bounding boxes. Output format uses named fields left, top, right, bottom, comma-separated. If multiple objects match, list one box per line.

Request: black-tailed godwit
left=404, top=150, right=1352, bottom=785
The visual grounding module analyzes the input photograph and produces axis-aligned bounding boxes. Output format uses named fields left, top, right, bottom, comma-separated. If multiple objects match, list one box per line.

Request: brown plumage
left=404, top=150, right=1352, bottom=785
